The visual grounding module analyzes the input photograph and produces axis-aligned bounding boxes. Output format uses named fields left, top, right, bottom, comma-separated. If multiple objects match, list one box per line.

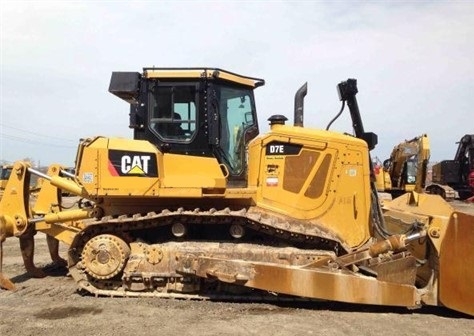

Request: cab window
left=217, top=86, right=256, bottom=175
left=149, top=84, right=197, bottom=141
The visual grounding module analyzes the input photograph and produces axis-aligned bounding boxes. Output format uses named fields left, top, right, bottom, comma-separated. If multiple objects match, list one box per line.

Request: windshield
left=215, top=85, right=257, bottom=175
left=406, top=160, right=417, bottom=184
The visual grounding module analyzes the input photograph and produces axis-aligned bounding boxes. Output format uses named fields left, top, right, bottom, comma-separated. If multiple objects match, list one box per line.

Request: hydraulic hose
left=326, top=101, right=345, bottom=130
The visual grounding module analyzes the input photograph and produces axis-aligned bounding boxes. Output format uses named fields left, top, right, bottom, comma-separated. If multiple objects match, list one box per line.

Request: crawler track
left=68, top=207, right=348, bottom=298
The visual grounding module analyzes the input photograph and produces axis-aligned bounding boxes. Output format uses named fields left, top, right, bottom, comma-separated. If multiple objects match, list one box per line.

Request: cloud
left=1, top=1, right=473, bottom=165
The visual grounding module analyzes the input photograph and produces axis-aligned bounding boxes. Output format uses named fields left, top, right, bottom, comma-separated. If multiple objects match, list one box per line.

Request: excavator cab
left=389, top=157, right=419, bottom=187
left=378, top=134, right=430, bottom=198
left=109, top=68, right=264, bottom=187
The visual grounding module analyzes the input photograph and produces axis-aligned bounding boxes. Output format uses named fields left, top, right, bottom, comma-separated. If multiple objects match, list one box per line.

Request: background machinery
left=0, top=165, right=13, bottom=199
left=0, top=68, right=473, bottom=316
left=426, top=134, right=474, bottom=201
left=1, top=164, right=42, bottom=199
left=374, top=134, right=430, bottom=199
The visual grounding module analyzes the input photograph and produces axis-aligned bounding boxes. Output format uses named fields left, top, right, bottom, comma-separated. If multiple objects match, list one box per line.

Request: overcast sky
left=1, top=1, right=473, bottom=166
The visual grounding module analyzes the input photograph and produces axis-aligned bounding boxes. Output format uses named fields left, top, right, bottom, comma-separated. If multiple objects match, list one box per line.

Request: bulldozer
left=374, top=134, right=430, bottom=199
left=0, top=68, right=473, bottom=317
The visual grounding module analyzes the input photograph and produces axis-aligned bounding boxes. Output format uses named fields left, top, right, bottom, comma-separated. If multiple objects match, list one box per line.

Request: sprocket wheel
left=81, top=234, right=130, bottom=280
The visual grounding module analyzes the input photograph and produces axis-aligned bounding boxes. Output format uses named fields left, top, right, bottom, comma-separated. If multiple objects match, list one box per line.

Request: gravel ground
left=1, top=202, right=473, bottom=336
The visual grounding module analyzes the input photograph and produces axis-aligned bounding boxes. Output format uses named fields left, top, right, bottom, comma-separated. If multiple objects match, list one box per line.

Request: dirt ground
left=1, top=203, right=473, bottom=336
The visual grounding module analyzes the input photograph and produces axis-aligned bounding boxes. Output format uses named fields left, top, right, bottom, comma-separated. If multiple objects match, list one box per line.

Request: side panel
left=160, top=154, right=226, bottom=189
left=77, top=137, right=161, bottom=196
left=76, top=137, right=227, bottom=197
left=439, top=211, right=474, bottom=316
left=251, top=129, right=372, bottom=248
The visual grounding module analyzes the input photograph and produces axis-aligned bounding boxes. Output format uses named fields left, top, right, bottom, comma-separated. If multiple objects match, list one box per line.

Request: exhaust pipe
left=294, top=82, right=307, bottom=127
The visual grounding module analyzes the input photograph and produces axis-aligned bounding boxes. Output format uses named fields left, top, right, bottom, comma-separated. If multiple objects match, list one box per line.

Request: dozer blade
left=0, top=240, right=16, bottom=291
left=439, top=211, right=474, bottom=316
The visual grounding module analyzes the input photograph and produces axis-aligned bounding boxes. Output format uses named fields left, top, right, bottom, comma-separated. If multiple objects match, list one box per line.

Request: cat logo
left=108, top=150, right=158, bottom=177
left=121, top=155, right=151, bottom=175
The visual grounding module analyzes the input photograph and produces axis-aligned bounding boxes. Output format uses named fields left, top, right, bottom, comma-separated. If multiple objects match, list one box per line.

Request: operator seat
left=171, top=112, right=185, bottom=136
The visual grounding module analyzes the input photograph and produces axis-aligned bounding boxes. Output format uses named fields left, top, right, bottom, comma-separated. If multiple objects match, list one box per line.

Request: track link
left=68, top=206, right=348, bottom=298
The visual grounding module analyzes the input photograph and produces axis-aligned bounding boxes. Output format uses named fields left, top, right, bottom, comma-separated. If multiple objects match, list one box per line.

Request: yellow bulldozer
left=1, top=68, right=473, bottom=316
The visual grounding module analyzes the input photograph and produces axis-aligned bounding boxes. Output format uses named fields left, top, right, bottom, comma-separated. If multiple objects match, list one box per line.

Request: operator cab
left=109, top=68, right=264, bottom=186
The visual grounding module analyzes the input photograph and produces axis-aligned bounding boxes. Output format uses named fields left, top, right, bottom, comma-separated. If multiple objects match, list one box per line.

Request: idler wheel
left=81, top=234, right=130, bottom=280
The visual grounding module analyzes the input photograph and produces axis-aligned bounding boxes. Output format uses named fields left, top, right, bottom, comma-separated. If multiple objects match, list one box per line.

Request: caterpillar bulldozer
left=374, top=134, right=430, bottom=199
left=426, top=134, right=474, bottom=201
left=1, top=68, right=473, bottom=317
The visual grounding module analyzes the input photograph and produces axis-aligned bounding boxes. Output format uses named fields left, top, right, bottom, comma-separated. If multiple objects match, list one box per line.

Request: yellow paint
left=144, top=68, right=262, bottom=88
left=248, top=126, right=372, bottom=248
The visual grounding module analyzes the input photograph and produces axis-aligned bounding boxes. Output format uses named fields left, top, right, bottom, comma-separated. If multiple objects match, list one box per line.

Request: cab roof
left=143, top=67, right=265, bottom=88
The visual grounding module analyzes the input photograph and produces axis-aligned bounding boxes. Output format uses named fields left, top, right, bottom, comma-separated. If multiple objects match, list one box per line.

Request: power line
left=0, top=123, right=77, bottom=142
left=0, top=132, right=77, bottom=148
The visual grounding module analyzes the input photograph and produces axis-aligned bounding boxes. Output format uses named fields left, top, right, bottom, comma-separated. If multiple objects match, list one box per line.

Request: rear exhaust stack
left=294, top=82, right=308, bottom=127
